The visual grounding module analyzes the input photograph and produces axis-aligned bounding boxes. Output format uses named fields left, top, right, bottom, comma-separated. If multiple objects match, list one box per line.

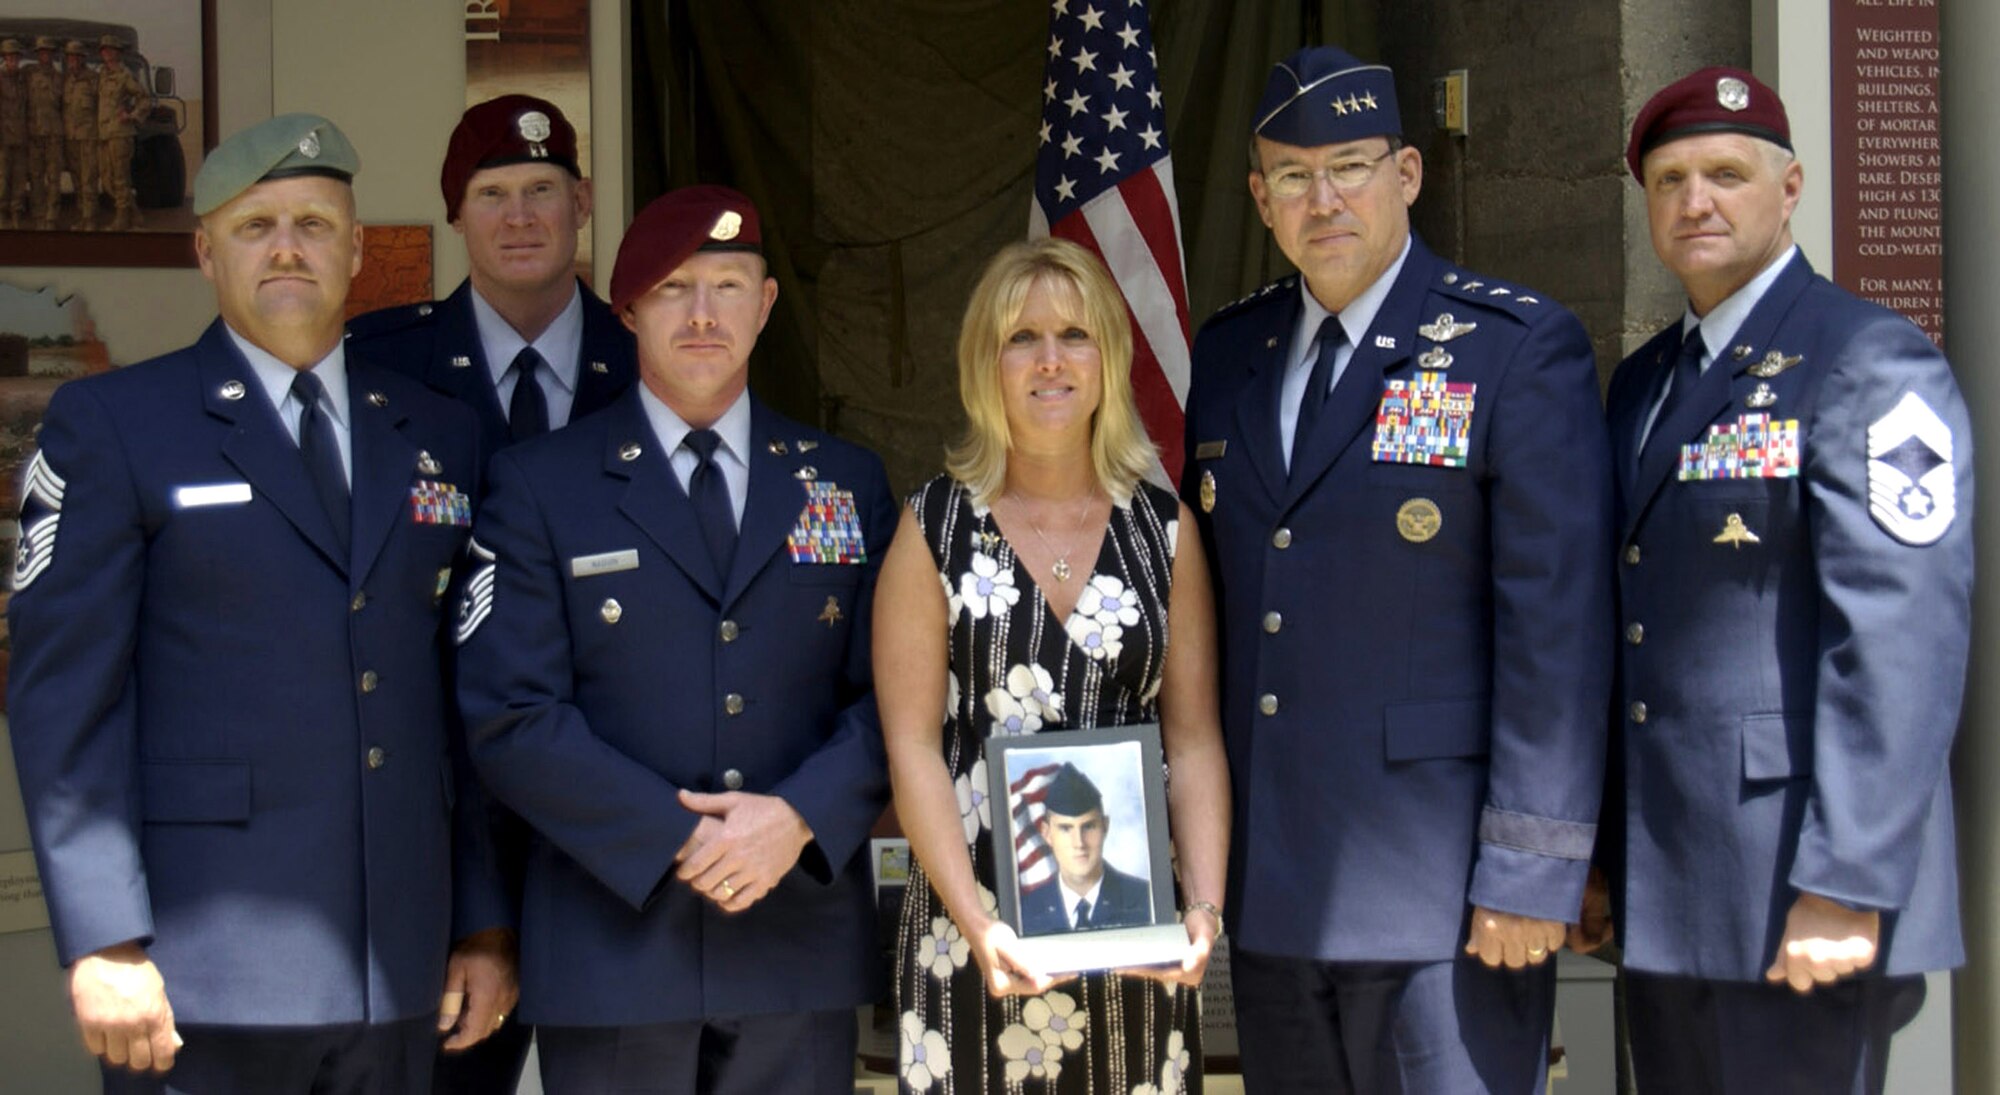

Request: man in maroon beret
left=1592, top=66, right=1971, bottom=1093
left=452, top=184, right=896, bottom=1094
left=347, top=94, right=635, bottom=470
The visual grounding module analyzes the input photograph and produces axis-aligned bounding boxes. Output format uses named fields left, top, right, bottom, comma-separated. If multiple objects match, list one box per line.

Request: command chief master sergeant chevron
left=1179, top=46, right=1617, bottom=1093
left=6, top=114, right=511, bottom=1093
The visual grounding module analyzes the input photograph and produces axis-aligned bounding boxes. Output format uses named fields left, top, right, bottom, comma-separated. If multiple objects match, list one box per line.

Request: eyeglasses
left=1260, top=147, right=1397, bottom=200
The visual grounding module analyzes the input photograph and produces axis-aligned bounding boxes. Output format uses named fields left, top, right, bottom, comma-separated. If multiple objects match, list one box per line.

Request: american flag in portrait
left=1028, top=0, right=1192, bottom=485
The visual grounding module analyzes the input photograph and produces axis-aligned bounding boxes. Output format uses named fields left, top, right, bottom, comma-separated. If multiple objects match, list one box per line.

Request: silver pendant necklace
left=1008, top=491, right=1095, bottom=582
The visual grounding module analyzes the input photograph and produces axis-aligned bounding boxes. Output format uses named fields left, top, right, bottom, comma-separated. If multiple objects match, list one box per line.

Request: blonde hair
left=945, top=238, right=1157, bottom=508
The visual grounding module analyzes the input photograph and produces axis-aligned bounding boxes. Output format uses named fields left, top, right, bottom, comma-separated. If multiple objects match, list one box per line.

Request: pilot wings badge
left=1867, top=391, right=1955, bottom=545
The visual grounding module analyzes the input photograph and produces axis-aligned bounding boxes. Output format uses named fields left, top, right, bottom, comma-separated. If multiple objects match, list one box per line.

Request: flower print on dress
left=984, top=688, right=1043, bottom=737
left=1024, top=990, right=1087, bottom=1053
left=1165, top=517, right=1180, bottom=561
left=945, top=669, right=961, bottom=723
left=959, top=551, right=1020, bottom=620
left=1157, top=1029, right=1191, bottom=1094
left=939, top=570, right=964, bottom=631
left=915, top=916, right=971, bottom=981
left=1065, top=612, right=1124, bottom=662
left=899, top=1011, right=951, bottom=1090
left=1079, top=573, right=1142, bottom=629
left=998, top=1021, right=1065, bottom=1082
left=1005, top=663, right=1063, bottom=724
left=954, top=756, right=991, bottom=843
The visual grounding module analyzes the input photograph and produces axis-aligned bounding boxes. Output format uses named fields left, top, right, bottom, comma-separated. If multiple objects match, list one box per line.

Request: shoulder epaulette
left=1429, top=268, right=1554, bottom=324
left=1206, top=275, right=1297, bottom=326
left=345, top=300, right=441, bottom=341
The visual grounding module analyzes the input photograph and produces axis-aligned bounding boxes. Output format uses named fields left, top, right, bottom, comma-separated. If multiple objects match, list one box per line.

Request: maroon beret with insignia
left=440, top=94, right=581, bottom=221
left=609, top=185, right=763, bottom=313
left=1628, top=67, right=1792, bottom=182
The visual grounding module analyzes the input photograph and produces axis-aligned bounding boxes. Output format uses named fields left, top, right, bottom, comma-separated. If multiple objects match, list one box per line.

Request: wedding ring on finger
left=719, top=878, right=736, bottom=899
left=1528, top=947, right=1547, bottom=957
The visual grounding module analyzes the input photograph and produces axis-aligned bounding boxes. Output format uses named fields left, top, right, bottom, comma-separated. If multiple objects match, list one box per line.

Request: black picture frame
left=984, top=723, right=1188, bottom=974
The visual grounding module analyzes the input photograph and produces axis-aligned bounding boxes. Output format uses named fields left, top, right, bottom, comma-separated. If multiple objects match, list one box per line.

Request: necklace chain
left=1007, top=491, right=1094, bottom=582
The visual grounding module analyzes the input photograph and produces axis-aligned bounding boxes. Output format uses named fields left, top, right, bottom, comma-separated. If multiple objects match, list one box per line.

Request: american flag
left=1028, top=0, right=1191, bottom=485
left=1008, top=761, right=1064, bottom=891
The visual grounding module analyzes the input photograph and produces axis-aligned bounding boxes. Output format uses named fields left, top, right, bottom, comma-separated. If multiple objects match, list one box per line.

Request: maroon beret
left=1627, top=67, right=1791, bottom=181
left=440, top=94, right=581, bottom=221
left=609, top=185, right=763, bottom=313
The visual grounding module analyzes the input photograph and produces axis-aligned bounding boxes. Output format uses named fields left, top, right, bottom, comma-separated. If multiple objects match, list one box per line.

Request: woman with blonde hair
left=876, top=237, right=1229, bottom=1092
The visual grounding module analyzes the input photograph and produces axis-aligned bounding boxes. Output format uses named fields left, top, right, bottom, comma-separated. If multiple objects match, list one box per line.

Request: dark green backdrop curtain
left=632, top=1, right=1378, bottom=492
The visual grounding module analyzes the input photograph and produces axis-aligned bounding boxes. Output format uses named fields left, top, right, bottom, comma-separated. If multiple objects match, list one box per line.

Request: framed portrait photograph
left=985, top=723, right=1190, bottom=975
left=1, top=0, right=217, bottom=267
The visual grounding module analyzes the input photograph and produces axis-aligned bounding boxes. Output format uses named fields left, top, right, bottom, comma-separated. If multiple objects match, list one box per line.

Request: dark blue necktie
left=509, top=347, right=550, bottom=442
left=1291, top=315, right=1346, bottom=469
left=1641, top=326, right=1708, bottom=466
left=684, top=429, right=736, bottom=581
left=1074, top=897, right=1092, bottom=929
left=291, top=370, right=349, bottom=554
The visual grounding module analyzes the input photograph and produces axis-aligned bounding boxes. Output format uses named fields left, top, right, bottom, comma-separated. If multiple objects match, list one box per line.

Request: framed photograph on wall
left=1, top=0, right=217, bottom=267
left=985, top=723, right=1190, bottom=975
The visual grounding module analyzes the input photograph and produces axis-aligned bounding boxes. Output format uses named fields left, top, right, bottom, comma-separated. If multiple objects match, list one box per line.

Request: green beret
left=193, top=113, right=360, bottom=216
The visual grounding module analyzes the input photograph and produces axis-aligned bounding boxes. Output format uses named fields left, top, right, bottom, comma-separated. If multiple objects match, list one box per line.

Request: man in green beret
left=7, top=113, right=515, bottom=1092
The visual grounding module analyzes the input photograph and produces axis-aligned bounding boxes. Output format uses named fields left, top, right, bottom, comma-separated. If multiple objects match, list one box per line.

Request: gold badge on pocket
left=1199, top=469, right=1217, bottom=513
left=1396, top=497, right=1442, bottom=543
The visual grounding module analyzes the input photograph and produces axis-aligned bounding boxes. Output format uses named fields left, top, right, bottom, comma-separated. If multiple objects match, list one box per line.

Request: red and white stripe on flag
left=1028, top=0, right=1191, bottom=487
left=1008, top=761, right=1063, bottom=891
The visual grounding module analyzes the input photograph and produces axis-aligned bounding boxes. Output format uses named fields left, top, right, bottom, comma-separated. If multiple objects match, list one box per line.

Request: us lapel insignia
left=417, top=450, right=443, bottom=476
left=768, top=439, right=789, bottom=455
left=219, top=380, right=246, bottom=401
left=366, top=391, right=388, bottom=408
left=590, top=360, right=608, bottom=374
left=1749, top=350, right=1803, bottom=378
left=1417, top=313, right=1477, bottom=343
left=1713, top=512, right=1761, bottom=549
left=1374, top=335, right=1397, bottom=350
left=1266, top=336, right=1279, bottom=349
left=1745, top=383, right=1778, bottom=410
left=450, top=355, right=472, bottom=369
left=818, top=595, right=843, bottom=628
left=1418, top=346, right=1454, bottom=370
left=1199, top=469, right=1216, bottom=513
left=619, top=442, right=642, bottom=462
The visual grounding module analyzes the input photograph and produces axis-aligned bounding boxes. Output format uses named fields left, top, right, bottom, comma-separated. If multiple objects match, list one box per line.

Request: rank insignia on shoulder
left=1867, top=391, right=1955, bottom=545
left=1749, top=350, right=1802, bottom=378
left=1199, top=469, right=1216, bottom=513
left=455, top=538, right=497, bottom=646
left=1713, top=512, right=1760, bottom=548
left=1373, top=373, right=1476, bottom=468
left=410, top=479, right=472, bottom=526
left=1678, top=414, right=1801, bottom=480
left=818, top=595, right=843, bottom=628
left=12, top=450, right=64, bottom=593
left=789, top=480, right=867, bottom=564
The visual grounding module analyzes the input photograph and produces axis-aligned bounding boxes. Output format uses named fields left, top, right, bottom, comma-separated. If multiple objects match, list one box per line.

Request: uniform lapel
left=1282, top=242, right=1429, bottom=506
left=429, top=282, right=511, bottom=444
left=345, top=360, right=419, bottom=589
left=606, top=392, right=722, bottom=602
left=1624, top=253, right=1816, bottom=536
left=1611, top=330, right=1676, bottom=503
left=724, top=400, right=807, bottom=607
left=1232, top=292, right=1293, bottom=506
left=573, top=287, right=632, bottom=419
left=201, top=321, right=349, bottom=576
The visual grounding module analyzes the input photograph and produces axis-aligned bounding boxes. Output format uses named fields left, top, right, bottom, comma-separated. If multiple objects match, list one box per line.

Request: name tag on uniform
left=1194, top=440, right=1227, bottom=460
left=174, top=482, right=253, bottom=508
left=570, top=549, right=640, bottom=578
left=1678, top=414, right=1802, bottom=481
left=1373, top=371, right=1476, bottom=468
left=409, top=480, right=472, bottom=526
left=788, top=480, right=867, bottom=564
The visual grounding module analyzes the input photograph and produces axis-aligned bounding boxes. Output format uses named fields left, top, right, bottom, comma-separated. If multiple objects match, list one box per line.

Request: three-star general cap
left=1628, top=67, right=1792, bottom=181
left=440, top=94, right=582, bottom=222
left=1040, top=763, right=1105, bottom=818
left=192, top=113, right=360, bottom=216
left=609, top=185, right=763, bottom=312
left=1253, top=45, right=1401, bottom=148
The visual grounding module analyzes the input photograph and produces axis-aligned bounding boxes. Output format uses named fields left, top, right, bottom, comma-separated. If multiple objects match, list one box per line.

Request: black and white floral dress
left=895, top=474, right=1201, bottom=1095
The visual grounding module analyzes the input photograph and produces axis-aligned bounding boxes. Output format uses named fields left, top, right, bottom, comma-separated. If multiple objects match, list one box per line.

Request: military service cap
left=1040, top=763, right=1106, bottom=818
left=192, top=113, right=360, bottom=216
left=1253, top=46, right=1401, bottom=148
left=64, top=41, right=87, bottom=57
left=1627, top=67, right=1792, bottom=181
left=33, top=37, right=58, bottom=53
left=440, top=94, right=581, bottom=222
left=609, top=184, right=763, bottom=312
left=0, top=40, right=22, bottom=56
left=97, top=36, right=126, bottom=51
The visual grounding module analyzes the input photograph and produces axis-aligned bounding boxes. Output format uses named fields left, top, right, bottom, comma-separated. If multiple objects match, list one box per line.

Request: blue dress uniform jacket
left=454, top=389, right=896, bottom=1026
left=1181, top=238, right=1616, bottom=962
left=1604, top=252, right=1971, bottom=981
left=7, top=319, right=496, bottom=1026
left=345, top=278, right=637, bottom=467
left=1018, top=865, right=1154, bottom=936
